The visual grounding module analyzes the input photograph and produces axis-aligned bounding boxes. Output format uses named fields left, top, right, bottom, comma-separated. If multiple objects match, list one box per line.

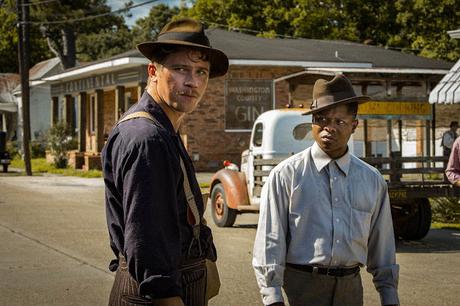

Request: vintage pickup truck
left=209, top=108, right=460, bottom=240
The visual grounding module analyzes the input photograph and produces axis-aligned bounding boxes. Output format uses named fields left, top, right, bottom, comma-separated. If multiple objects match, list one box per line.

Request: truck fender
left=210, top=169, right=250, bottom=209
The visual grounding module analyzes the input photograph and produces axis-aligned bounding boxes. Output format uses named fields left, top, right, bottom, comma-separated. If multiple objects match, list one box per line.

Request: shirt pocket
left=350, top=208, right=372, bottom=250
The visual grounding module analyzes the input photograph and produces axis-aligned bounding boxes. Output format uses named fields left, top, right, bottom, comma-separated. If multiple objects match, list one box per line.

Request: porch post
left=77, top=92, right=87, bottom=152
left=95, top=89, right=104, bottom=151
left=51, top=96, right=59, bottom=125
left=64, top=94, right=75, bottom=133
left=115, top=85, right=125, bottom=121
left=137, top=82, right=146, bottom=101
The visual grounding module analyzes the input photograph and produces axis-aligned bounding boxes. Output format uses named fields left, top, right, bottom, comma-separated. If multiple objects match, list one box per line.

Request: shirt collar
left=138, top=91, right=177, bottom=136
left=311, top=142, right=351, bottom=176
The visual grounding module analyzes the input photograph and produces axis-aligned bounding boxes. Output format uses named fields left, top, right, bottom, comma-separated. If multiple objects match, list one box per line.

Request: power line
left=19, top=0, right=60, bottom=6
left=24, top=0, right=159, bottom=25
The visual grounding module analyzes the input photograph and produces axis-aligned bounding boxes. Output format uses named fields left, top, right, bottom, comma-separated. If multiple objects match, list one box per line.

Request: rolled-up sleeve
left=253, top=170, right=290, bottom=305
left=366, top=179, right=400, bottom=306
left=446, top=138, right=460, bottom=185
left=116, top=135, right=182, bottom=298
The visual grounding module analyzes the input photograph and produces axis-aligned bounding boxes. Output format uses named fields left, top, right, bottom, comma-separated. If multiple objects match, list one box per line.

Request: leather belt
left=286, top=263, right=360, bottom=277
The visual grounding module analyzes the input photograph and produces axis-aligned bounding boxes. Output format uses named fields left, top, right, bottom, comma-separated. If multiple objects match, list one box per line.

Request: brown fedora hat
left=303, top=74, right=370, bottom=115
left=137, top=18, right=229, bottom=78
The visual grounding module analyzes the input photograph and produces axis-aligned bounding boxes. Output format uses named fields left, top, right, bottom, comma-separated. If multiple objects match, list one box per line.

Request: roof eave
left=43, top=57, right=149, bottom=82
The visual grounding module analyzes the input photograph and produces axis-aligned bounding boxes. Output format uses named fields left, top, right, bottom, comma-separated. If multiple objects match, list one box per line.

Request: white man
left=102, top=18, right=228, bottom=306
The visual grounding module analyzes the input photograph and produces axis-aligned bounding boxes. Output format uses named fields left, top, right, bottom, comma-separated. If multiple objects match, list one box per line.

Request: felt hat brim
left=137, top=40, right=228, bottom=79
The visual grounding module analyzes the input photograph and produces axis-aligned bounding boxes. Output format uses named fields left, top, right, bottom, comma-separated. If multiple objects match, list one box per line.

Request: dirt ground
left=0, top=172, right=459, bottom=305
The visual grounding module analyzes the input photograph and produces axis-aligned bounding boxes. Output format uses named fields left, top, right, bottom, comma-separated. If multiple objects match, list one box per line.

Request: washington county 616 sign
left=225, top=80, right=274, bottom=130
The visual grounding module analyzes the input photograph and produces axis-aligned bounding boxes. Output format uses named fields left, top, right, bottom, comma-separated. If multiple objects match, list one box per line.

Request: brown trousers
left=108, top=257, right=207, bottom=306
left=283, top=265, right=363, bottom=306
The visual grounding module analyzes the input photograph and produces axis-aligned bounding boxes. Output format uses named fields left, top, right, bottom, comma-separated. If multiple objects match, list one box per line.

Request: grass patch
left=431, top=222, right=460, bottom=230
left=11, top=158, right=102, bottom=178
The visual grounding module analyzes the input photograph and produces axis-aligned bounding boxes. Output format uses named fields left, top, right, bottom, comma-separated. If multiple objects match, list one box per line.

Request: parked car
left=0, top=131, right=11, bottom=173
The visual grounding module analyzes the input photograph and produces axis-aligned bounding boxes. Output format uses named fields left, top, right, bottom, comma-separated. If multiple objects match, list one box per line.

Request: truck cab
left=242, top=109, right=315, bottom=205
left=210, top=109, right=316, bottom=226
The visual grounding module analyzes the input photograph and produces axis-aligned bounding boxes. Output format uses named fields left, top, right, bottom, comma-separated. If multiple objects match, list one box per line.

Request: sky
left=107, top=0, right=182, bottom=27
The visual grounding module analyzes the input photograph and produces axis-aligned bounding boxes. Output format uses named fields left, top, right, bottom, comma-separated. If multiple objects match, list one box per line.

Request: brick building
left=41, top=28, right=454, bottom=171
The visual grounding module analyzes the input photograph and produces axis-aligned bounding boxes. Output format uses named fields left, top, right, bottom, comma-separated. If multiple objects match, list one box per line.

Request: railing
left=252, top=154, right=452, bottom=197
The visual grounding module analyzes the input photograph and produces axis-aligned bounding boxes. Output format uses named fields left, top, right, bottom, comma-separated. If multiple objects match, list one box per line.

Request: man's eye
left=337, top=119, right=346, bottom=126
left=197, top=70, right=208, bottom=76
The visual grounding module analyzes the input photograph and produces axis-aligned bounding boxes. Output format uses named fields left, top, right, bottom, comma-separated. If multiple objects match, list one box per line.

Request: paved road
left=0, top=173, right=459, bottom=305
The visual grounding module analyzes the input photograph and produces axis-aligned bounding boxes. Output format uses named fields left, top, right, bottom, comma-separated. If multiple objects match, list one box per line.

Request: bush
left=430, top=197, right=460, bottom=223
left=46, top=122, right=77, bottom=168
left=6, top=140, right=20, bottom=159
left=31, top=131, right=48, bottom=158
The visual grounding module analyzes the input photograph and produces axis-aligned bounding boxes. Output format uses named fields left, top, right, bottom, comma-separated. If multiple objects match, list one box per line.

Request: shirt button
left=335, top=198, right=338, bottom=202
left=336, top=218, right=340, bottom=222
left=334, top=177, right=337, bottom=180
left=336, top=240, right=340, bottom=244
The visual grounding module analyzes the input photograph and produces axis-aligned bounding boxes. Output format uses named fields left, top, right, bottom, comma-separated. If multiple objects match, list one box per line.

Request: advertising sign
left=225, top=80, right=274, bottom=130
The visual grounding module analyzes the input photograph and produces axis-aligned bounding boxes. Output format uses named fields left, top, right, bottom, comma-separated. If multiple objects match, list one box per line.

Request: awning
left=429, top=59, right=460, bottom=104
left=0, top=102, right=17, bottom=112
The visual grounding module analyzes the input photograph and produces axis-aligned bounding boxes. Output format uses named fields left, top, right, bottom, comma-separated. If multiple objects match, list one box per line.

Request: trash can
left=0, top=131, right=5, bottom=153
left=0, top=131, right=10, bottom=173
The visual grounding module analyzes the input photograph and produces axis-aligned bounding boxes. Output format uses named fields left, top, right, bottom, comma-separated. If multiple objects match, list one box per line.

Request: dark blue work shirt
left=102, top=91, right=215, bottom=298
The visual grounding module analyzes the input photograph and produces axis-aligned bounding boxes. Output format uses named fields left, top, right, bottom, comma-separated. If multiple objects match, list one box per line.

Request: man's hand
left=152, top=296, right=185, bottom=306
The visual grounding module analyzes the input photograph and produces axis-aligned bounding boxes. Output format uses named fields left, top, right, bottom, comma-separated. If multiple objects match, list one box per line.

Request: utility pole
left=17, top=0, right=32, bottom=176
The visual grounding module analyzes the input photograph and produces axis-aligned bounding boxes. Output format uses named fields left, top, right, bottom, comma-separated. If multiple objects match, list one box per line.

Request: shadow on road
left=396, top=229, right=460, bottom=253
left=232, top=224, right=258, bottom=229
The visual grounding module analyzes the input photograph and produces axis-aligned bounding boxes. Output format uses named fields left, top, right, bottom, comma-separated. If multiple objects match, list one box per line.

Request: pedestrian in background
left=252, top=75, right=399, bottom=306
left=102, top=18, right=228, bottom=306
left=441, top=121, right=459, bottom=158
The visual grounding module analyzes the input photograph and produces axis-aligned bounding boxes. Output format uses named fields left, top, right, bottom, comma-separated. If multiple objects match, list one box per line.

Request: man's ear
left=147, top=63, right=159, bottom=81
left=351, top=119, right=359, bottom=133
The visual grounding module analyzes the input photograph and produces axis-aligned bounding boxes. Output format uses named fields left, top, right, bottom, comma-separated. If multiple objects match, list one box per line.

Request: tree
left=391, top=0, right=460, bottom=61
left=188, top=0, right=460, bottom=61
left=187, top=0, right=296, bottom=38
left=131, top=4, right=181, bottom=45
left=0, top=0, right=51, bottom=73
left=32, top=0, right=129, bottom=69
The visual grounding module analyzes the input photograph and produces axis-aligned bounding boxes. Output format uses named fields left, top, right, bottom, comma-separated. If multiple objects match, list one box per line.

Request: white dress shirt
left=253, top=142, right=399, bottom=305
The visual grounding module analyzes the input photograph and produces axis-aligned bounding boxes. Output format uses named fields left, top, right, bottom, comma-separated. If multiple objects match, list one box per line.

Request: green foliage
left=430, top=197, right=460, bottom=223
left=131, top=4, right=181, bottom=45
left=32, top=0, right=130, bottom=68
left=46, top=121, right=77, bottom=168
left=11, top=157, right=102, bottom=178
left=188, top=0, right=460, bottom=61
left=392, top=0, right=460, bottom=61
left=0, top=0, right=52, bottom=73
left=6, top=140, right=20, bottom=159
left=77, top=27, right=134, bottom=62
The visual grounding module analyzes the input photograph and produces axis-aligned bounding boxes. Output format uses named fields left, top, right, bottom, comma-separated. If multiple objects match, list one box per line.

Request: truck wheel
left=211, top=183, right=237, bottom=227
left=399, top=198, right=431, bottom=240
left=2, top=164, right=7, bottom=173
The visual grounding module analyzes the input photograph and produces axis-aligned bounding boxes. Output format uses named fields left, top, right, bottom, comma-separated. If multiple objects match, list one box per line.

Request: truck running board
left=237, top=204, right=260, bottom=213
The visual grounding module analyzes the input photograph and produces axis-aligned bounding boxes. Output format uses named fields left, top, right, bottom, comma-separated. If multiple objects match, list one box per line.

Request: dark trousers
left=283, top=265, right=363, bottom=306
left=108, top=257, right=207, bottom=306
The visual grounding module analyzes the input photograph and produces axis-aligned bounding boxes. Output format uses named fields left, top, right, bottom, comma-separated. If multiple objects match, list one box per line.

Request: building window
left=90, top=95, right=96, bottom=134
left=252, top=123, right=263, bottom=147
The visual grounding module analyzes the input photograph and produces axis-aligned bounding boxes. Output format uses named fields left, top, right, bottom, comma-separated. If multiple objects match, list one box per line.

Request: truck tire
left=211, top=183, right=237, bottom=227
left=2, top=164, right=7, bottom=173
left=399, top=198, right=431, bottom=240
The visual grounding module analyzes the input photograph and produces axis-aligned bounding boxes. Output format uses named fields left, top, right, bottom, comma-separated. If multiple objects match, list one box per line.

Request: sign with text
left=358, top=101, right=432, bottom=120
left=50, top=67, right=147, bottom=96
left=225, top=80, right=274, bottom=130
